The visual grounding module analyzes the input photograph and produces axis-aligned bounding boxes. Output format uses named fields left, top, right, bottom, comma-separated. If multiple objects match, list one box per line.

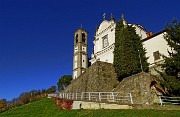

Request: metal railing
left=48, top=92, right=133, bottom=104
left=159, top=96, right=180, bottom=105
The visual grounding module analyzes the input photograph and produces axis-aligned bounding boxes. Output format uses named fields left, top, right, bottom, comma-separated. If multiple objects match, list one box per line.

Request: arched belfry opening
left=76, top=34, right=78, bottom=44
left=82, top=33, right=86, bottom=43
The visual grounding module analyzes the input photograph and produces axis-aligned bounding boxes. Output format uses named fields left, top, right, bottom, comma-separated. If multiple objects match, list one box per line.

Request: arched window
left=76, top=34, right=78, bottom=43
left=82, top=33, right=86, bottom=43
left=102, top=35, right=108, bottom=48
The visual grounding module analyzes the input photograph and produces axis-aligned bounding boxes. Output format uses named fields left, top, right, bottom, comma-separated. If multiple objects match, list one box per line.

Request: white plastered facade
left=90, top=19, right=170, bottom=69
left=143, top=32, right=170, bottom=66
left=90, top=19, right=116, bottom=64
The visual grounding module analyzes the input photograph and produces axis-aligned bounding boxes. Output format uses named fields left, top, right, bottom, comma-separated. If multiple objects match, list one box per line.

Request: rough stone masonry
left=64, top=61, right=162, bottom=105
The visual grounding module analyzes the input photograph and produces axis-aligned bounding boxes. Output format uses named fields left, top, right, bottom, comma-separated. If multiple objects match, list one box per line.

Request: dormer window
left=82, top=33, right=86, bottom=43
left=102, top=35, right=108, bottom=48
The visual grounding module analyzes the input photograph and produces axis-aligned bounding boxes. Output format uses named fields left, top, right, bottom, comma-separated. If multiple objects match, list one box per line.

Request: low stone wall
left=73, top=101, right=132, bottom=110
left=52, top=98, right=180, bottom=110
left=132, top=104, right=180, bottom=110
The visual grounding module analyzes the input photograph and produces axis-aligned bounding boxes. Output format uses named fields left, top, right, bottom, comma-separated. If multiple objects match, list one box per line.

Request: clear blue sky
left=0, top=0, right=180, bottom=101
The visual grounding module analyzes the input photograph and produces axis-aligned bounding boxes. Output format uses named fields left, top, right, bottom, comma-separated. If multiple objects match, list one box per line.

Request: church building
left=73, top=14, right=171, bottom=79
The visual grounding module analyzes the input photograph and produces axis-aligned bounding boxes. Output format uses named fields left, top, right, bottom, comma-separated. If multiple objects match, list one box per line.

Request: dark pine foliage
left=113, top=20, right=149, bottom=81
left=158, top=20, right=180, bottom=96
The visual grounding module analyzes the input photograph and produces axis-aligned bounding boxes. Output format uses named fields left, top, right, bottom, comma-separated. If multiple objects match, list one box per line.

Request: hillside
left=0, top=98, right=59, bottom=117
left=0, top=98, right=180, bottom=117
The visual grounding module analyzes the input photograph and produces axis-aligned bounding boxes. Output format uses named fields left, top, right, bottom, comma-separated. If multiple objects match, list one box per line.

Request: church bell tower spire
left=73, top=28, right=88, bottom=79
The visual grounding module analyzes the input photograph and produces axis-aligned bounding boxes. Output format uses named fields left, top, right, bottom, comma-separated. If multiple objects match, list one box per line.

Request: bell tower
left=73, top=28, right=88, bottom=79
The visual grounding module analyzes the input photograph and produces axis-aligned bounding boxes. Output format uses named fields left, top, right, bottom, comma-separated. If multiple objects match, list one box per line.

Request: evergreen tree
left=113, top=19, right=149, bottom=80
left=158, top=20, right=180, bottom=96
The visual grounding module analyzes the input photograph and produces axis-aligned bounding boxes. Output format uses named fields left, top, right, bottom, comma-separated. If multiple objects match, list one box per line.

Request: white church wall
left=91, top=20, right=115, bottom=64
left=82, top=54, right=87, bottom=68
left=73, top=70, right=77, bottom=79
left=143, top=32, right=170, bottom=67
left=97, top=20, right=112, bottom=34
left=90, top=45, right=114, bottom=64
left=90, top=19, right=170, bottom=71
left=132, top=25, right=147, bottom=39
left=97, top=49, right=114, bottom=63
left=74, top=61, right=77, bottom=69
left=94, top=20, right=115, bottom=54
left=93, top=38, right=101, bottom=54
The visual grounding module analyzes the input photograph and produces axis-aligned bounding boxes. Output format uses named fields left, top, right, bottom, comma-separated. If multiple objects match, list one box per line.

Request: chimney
left=146, top=31, right=153, bottom=38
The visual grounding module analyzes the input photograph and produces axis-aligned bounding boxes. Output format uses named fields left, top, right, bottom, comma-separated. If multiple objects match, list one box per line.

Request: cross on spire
left=111, top=13, right=114, bottom=20
left=111, top=13, right=113, bottom=19
left=121, top=13, right=125, bottom=20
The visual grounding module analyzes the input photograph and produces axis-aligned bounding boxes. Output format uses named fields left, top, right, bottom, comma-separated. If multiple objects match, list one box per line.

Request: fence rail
left=48, top=92, right=133, bottom=104
left=159, top=96, right=180, bottom=105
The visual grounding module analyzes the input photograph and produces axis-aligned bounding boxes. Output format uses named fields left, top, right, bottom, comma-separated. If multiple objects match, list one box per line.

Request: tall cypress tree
left=113, top=19, right=149, bottom=81
left=158, top=20, right=180, bottom=96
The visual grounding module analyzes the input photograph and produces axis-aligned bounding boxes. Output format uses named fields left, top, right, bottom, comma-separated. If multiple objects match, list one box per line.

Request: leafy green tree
left=0, top=99, right=7, bottom=112
left=19, top=92, right=31, bottom=104
left=47, top=86, right=56, bottom=93
left=158, top=20, right=180, bottom=96
left=113, top=19, right=149, bottom=80
left=57, top=75, right=72, bottom=91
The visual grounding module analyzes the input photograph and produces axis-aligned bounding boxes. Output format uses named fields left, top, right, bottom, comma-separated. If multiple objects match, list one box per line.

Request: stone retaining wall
left=65, top=61, right=163, bottom=105
left=65, top=61, right=119, bottom=93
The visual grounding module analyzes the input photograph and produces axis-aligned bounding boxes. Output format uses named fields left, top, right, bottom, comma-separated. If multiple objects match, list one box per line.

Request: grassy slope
left=0, top=98, right=180, bottom=117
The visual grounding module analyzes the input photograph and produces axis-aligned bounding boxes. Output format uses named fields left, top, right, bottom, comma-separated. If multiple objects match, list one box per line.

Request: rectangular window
left=153, top=51, right=160, bottom=61
left=102, top=35, right=108, bottom=48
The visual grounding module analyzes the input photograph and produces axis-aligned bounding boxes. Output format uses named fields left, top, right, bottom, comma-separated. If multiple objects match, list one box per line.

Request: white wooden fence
left=48, top=92, right=133, bottom=104
left=159, top=96, right=180, bottom=105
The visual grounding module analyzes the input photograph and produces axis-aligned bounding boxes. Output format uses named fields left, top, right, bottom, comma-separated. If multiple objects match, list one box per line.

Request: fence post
left=76, top=93, right=77, bottom=100
left=81, top=92, right=84, bottom=100
left=112, top=92, right=115, bottom=102
left=159, top=96, right=163, bottom=106
left=89, top=93, right=90, bottom=100
left=99, top=93, right=101, bottom=101
left=129, top=93, right=133, bottom=104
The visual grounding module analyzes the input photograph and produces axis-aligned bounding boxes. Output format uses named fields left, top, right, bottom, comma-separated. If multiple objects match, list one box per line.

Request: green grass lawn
left=0, top=98, right=180, bottom=117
